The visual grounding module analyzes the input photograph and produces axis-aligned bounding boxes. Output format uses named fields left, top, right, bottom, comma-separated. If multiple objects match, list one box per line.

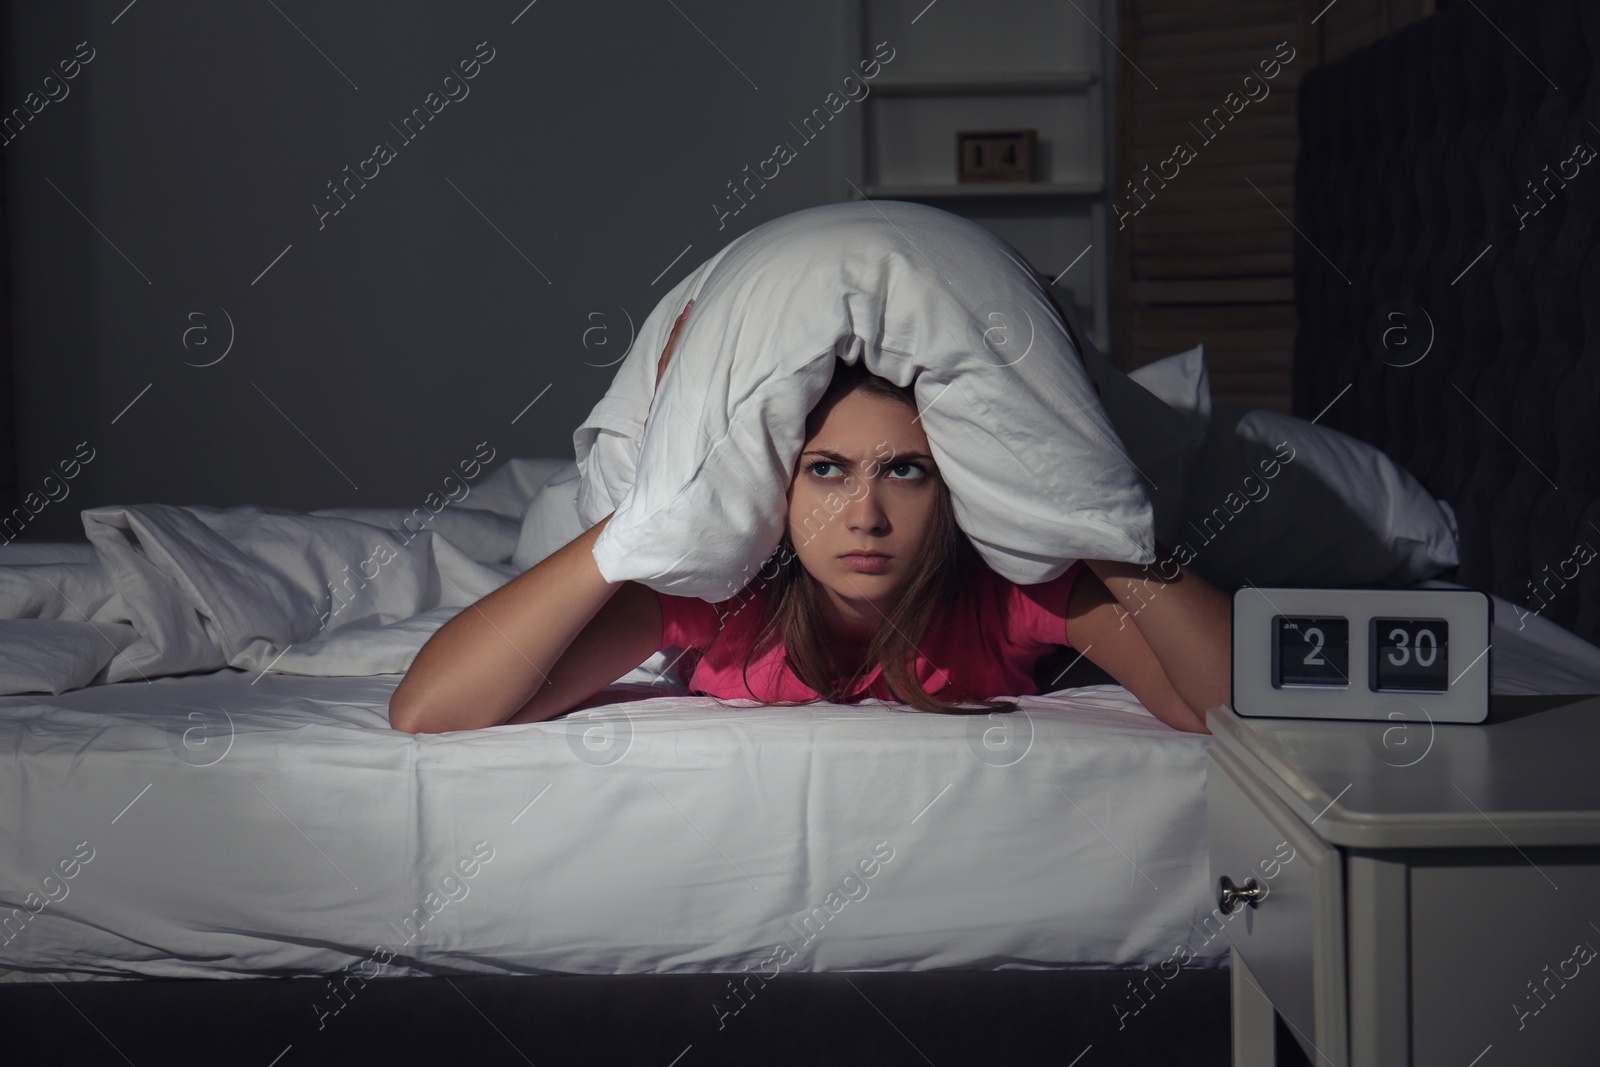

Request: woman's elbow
left=388, top=691, right=428, bottom=734
left=388, top=678, right=454, bottom=734
left=388, top=685, right=514, bottom=734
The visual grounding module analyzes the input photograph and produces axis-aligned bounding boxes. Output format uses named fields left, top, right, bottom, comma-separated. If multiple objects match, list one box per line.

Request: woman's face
left=785, top=386, right=940, bottom=639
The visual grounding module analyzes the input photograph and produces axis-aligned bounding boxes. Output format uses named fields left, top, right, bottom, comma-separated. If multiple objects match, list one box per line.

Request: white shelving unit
left=851, top=0, right=1115, bottom=354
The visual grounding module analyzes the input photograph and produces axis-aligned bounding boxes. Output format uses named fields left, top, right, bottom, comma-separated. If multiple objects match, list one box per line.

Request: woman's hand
left=655, top=299, right=695, bottom=388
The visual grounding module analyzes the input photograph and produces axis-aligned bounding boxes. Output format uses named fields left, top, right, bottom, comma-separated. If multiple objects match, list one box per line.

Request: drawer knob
left=1217, top=875, right=1267, bottom=914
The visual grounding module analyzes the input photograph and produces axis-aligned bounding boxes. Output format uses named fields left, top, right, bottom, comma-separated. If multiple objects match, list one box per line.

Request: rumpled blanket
left=0, top=459, right=569, bottom=696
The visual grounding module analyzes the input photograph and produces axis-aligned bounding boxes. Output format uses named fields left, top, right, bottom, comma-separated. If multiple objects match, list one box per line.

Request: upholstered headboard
left=1293, top=0, right=1600, bottom=647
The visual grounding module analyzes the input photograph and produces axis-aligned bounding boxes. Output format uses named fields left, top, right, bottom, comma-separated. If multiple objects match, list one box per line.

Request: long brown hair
left=702, top=359, right=1021, bottom=715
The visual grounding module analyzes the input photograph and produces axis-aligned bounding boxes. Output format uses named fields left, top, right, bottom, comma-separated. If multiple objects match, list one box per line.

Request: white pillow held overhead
left=575, top=200, right=1159, bottom=601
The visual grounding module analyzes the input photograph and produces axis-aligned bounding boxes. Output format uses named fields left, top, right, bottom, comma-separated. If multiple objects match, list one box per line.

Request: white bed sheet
left=1417, top=578, right=1600, bottom=695
left=3, top=574, right=1597, bottom=986
left=0, top=673, right=1219, bottom=981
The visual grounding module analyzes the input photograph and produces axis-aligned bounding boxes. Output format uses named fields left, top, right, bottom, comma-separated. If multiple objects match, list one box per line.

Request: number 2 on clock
left=1302, top=627, right=1327, bottom=665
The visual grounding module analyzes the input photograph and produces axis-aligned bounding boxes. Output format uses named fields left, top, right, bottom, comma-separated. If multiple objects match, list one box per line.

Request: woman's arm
left=1073, top=540, right=1233, bottom=731
left=391, top=296, right=697, bottom=735
left=388, top=513, right=631, bottom=734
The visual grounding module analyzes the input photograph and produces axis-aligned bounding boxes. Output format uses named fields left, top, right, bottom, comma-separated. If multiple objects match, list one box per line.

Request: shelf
left=856, top=179, right=1104, bottom=199
left=856, top=0, right=1113, bottom=353
left=870, top=71, right=1098, bottom=95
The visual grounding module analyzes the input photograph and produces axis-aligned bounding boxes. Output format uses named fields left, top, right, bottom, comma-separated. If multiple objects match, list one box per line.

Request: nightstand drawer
left=1410, top=856, right=1600, bottom=1063
left=1208, top=746, right=1347, bottom=1063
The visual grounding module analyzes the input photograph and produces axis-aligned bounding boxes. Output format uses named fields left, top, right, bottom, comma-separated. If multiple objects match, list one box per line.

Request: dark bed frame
left=5, top=0, right=1594, bottom=1062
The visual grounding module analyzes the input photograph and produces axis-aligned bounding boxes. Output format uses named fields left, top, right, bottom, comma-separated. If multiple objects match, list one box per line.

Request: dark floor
left=3, top=967, right=1234, bottom=1066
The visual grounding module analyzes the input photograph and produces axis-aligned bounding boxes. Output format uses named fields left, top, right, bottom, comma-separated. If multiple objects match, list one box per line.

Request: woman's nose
left=843, top=478, right=890, bottom=533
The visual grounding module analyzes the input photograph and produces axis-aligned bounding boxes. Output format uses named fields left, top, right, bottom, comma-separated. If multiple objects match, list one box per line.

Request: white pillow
left=458, top=456, right=575, bottom=521
left=1068, top=337, right=1203, bottom=550
left=1128, top=343, right=1212, bottom=424
left=1176, top=402, right=1460, bottom=589
left=575, top=200, right=1159, bottom=601
left=1110, top=344, right=1456, bottom=588
left=512, top=459, right=585, bottom=571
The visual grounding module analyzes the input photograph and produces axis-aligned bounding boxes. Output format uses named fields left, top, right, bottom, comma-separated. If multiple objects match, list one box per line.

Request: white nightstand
left=1206, top=694, right=1600, bottom=1066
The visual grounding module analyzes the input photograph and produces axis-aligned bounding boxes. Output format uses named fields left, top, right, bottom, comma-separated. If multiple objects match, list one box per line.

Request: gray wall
left=3, top=0, right=868, bottom=541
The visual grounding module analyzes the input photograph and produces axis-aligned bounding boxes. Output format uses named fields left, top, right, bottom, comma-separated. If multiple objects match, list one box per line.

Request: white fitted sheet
left=3, top=576, right=1597, bottom=985
left=0, top=672, right=1220, bottom=981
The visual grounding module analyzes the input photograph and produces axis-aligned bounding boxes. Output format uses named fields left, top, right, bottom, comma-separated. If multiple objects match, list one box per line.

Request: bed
left=4, top=2, right=1599, bottom=1064
left=0, top=483, right=1240, bottom=1064
left=10, top=569, right=1600, bottom=1067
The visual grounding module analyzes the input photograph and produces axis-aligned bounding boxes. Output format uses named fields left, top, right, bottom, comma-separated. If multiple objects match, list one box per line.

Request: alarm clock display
left=1369, top=618, right=1449, bottom=692
left=1272, top=616, right=1350, bottom=688
left=1234, top=588, right=1491, bottom=722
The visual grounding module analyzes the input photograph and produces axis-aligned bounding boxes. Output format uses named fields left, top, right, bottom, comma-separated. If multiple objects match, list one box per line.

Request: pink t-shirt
left=656, top=558, right=1088, bottom=703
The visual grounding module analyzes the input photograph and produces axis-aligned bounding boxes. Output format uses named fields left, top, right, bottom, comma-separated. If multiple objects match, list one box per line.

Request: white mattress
left=0, top=674, right=1218, bottom=982
left=3, top=577, right=1597, bottom=985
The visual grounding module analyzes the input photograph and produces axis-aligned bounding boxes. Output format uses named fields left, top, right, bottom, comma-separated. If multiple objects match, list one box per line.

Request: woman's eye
left=806, top=460, right=928, bottom=480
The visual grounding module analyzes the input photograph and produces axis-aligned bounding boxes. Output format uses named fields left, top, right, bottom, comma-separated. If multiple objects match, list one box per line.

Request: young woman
left=389, top=302, right=1232, bottom=735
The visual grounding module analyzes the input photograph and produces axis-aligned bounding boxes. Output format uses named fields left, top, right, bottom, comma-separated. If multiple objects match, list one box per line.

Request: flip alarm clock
left=1230, top=586, right=1492, bottom=722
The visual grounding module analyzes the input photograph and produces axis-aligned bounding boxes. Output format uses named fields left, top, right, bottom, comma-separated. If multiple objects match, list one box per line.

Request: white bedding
left=0, top=458, right=588, bottom=698
left=0, top=674, right=1220, bottom=980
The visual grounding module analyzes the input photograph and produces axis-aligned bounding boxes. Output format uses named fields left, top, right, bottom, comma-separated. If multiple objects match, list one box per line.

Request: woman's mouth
left=839, top=552, right=891, bottom=573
